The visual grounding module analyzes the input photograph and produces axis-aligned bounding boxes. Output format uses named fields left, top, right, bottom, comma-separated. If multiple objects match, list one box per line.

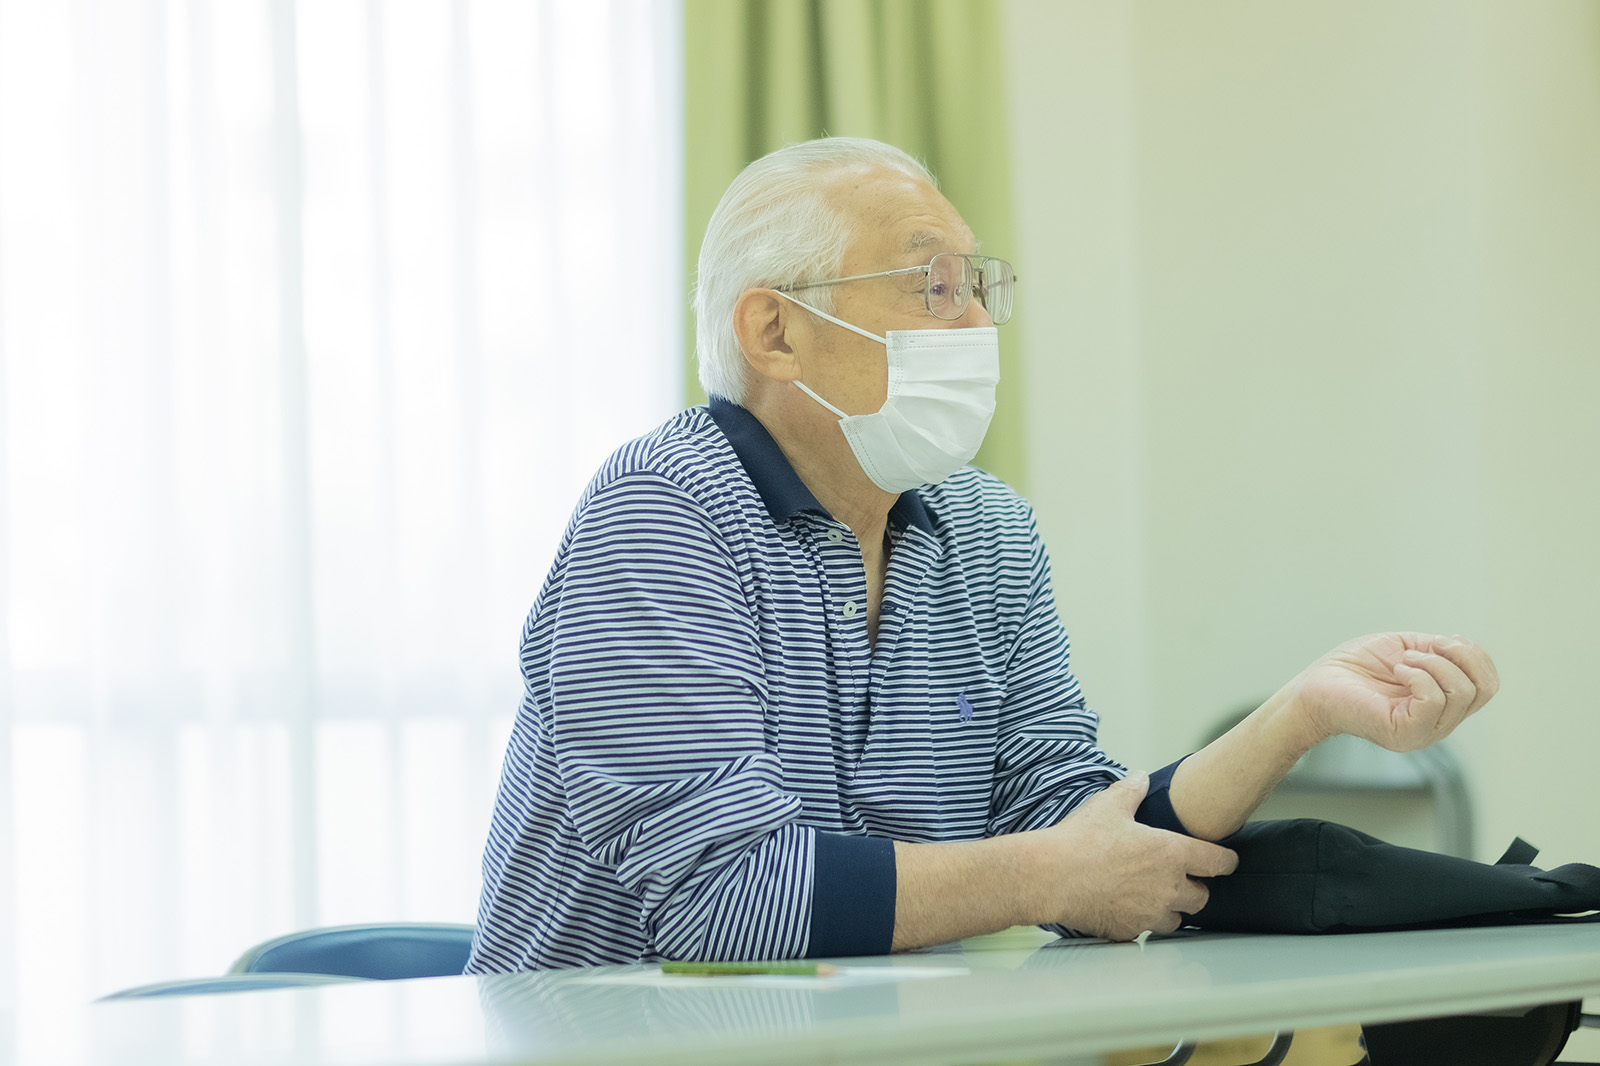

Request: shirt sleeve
left=1134, top=758, right=1194, bottom=835
left=542, top=471, right=890, bottom=961
left=984, top=524, right=1199, bottom=838
left=985, top=523, right=1129, bottom=840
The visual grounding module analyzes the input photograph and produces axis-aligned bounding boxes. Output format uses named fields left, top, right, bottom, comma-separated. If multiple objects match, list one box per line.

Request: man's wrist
left=994, top=831, right=1048, bottom=928
left=1264, top=675, right=1336, bottom=757
left=1169, top=683, right=1335, bottom=841
left=892, top=834, right=1045, bottom=950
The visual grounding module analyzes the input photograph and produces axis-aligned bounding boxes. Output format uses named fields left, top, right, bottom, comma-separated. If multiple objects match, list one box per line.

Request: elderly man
left=465, top=138, right=1498, bottom=972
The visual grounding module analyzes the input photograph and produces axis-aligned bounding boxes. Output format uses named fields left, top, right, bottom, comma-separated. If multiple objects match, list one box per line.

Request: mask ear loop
left=771, top=290, right=886, bottom=344
left=793, top=380, right=848, bottom=418
left=770, top=290, right=888, bottom=419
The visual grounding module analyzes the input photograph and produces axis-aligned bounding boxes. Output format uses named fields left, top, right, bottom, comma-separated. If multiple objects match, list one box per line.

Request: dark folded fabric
left=1362, top=1001, right=1585, bottom=1066
left=1187, top=818, right=1600, bottom=934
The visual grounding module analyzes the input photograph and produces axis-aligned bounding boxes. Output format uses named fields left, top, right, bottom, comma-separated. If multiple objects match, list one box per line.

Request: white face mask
left=774, top=292, right=1000, bottom=494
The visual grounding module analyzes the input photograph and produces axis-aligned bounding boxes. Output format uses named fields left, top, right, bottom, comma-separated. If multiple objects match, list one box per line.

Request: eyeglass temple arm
left=775, top=264, right=928, bottom=292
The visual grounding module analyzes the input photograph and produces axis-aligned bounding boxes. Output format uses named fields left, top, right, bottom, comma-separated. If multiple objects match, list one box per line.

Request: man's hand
left=891, top=774, right=1237, bottom=950
left=1289, top=632, right=1500, bottom=753
left=1025, top=773, right=1238, bottom=941
left=1166, top=631, right=1499, bottom=840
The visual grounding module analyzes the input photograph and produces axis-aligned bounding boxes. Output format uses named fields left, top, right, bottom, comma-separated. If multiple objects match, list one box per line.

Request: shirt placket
left=850, top=523, right=944, bottom=838
left=808, top=517, right=872, bottom=764
left=871, top=525, right=939, bottom=671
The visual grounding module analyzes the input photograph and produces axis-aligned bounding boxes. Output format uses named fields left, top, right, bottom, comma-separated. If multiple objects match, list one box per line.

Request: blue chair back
left=230, top=922, right=476, bottom=980
left=99, top=972, right=362, bottom=999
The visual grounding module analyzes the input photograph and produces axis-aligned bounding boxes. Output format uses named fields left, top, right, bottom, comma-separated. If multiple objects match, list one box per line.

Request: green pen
left=660, top=960, right=840, bottom=977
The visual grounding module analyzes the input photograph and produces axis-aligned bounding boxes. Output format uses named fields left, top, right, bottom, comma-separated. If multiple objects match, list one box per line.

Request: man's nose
left=960, top=297, right=994, bottom=329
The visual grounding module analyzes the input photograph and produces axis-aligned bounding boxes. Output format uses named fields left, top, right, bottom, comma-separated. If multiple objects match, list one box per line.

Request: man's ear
left=732, top=289, right=803, bottom=382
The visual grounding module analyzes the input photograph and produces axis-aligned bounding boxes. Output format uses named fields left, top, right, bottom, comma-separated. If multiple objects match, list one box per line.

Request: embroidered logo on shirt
left=957, top=692, right=974, bottom=723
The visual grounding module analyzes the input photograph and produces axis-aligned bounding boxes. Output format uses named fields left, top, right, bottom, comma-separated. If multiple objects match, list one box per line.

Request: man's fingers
left=1395, top=657, right=1446, bottom=715
left=1401, top=649, right=1475, bottom=723
left=1177, top=877, right=1210, bottom=915
left=1099, top=771, right=1150, bottom=813
left=1428, top=636, right=1501, bottom=714
left=1182, top=840, right=1238, bottom=879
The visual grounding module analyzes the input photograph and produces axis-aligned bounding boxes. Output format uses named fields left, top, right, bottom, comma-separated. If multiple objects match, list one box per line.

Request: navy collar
left=707, top=398, right=936, bottom=536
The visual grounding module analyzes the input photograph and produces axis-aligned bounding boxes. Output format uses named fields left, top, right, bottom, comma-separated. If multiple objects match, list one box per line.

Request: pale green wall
left=1005, top=0, right=1600, bottom=862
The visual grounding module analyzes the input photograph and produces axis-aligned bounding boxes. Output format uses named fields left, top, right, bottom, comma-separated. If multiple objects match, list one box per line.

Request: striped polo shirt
left=466, top=399, right=1136, bottom=973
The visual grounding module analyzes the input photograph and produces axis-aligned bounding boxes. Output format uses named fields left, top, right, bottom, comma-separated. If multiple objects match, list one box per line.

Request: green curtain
left=683, top=0, right=1024, bottom=489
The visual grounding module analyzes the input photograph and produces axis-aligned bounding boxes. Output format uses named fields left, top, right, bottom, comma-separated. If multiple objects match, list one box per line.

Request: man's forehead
left=821, top=165, right=976, bottom=259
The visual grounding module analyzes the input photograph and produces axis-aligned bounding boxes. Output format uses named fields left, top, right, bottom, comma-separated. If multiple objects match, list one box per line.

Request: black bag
left=1188, top=818, right=1600, bottom=934
left=1187, top=820, right=1600, bottom=1065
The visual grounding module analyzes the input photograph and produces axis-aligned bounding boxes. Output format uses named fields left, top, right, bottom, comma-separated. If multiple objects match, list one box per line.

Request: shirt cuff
left=1134, top=757, right=1194, bottom=837
left=807, top=831, right=895, bottom=958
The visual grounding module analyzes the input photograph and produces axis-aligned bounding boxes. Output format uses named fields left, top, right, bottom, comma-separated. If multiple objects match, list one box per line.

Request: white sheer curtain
left=0, top=0, right=683, bottom=1037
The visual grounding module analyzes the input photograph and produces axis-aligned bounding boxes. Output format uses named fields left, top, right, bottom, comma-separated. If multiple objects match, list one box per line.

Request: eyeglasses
left=775, top=252, right=1017, bottom=325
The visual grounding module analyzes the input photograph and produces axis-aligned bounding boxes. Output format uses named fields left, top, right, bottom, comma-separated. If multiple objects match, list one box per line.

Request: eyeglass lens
left=928, top=253, right=1015, bottom=324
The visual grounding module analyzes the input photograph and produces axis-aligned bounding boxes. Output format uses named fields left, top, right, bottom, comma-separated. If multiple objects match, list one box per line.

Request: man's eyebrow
left=903, top=229, right=981, bottom=256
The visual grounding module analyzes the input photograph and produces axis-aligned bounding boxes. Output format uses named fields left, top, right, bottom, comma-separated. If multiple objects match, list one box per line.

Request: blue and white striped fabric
left=466, top=400, right=1126, bottom=973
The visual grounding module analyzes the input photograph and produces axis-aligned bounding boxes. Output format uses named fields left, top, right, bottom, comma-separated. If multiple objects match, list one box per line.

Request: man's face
left=793, top=167, right=992, bottom=418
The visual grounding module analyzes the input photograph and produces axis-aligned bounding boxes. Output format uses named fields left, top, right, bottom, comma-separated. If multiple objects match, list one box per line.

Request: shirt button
left=842, top=601, right=858, bottom=619
left=826, top=529, right=843, bottom=544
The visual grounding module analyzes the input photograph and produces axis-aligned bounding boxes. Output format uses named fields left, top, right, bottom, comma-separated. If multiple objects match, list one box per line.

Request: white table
left=74, top=924, right=1600, bottom=1066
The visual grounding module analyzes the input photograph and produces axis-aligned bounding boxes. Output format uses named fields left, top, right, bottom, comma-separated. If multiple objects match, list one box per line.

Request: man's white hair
left=693, top=137, right=936, bottom=403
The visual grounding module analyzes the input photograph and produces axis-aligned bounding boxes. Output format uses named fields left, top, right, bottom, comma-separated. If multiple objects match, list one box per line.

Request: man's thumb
left=1105, top=771, right=1150, bottom=811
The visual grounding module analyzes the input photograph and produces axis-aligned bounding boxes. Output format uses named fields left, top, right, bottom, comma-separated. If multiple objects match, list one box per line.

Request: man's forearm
left=891, top=836, right=1036, bottom=951
left=1166, top=684, right=1328, bottom=841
